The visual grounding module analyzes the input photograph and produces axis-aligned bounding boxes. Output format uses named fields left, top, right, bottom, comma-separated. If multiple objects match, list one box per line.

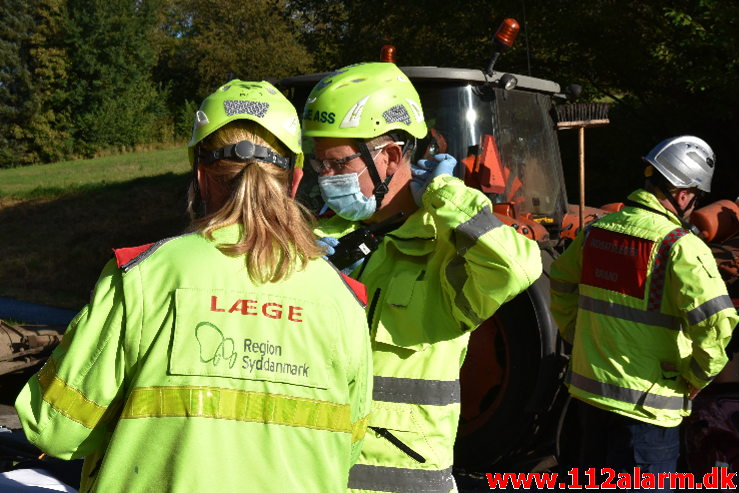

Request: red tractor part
left=559, top=203, right=623, bottom=239
left=691, top=199, right=739, bottom=243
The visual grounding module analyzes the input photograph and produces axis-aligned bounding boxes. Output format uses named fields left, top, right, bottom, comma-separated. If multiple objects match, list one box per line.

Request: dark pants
left=575, top=400, right=680, bottom=493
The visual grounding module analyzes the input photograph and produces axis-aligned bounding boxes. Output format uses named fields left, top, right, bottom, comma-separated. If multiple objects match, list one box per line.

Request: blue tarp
left=0, top=298, right=76, bottom=326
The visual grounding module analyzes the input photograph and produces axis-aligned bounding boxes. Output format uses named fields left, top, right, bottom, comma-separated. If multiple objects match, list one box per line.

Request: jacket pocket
left=367, top=401, right=438, bottom=466
left=697, top=252, right=720, bottom=278
left=373, top=268, right=430, bottom=352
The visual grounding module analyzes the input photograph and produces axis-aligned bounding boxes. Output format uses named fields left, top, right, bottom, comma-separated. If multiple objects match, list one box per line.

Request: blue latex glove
left=317, top=236, right=339, bottom=259
left=410, top=153, right=457, bottom=206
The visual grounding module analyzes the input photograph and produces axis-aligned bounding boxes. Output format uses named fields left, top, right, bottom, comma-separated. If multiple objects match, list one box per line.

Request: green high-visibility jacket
left=15, top=224, right=373, bottom=493
left=317, top=175, right=542, bottom=493
left=550, top=189, right=738, bottom=427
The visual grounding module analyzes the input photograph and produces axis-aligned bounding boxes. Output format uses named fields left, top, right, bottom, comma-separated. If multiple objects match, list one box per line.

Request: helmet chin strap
left=656, top=181, right=698, bottom=230
left=356, top=139, right=391, bottom=210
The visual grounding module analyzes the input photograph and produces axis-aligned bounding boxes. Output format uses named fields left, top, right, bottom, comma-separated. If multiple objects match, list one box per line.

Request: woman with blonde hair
left=15, top=80, right=372, bottom=493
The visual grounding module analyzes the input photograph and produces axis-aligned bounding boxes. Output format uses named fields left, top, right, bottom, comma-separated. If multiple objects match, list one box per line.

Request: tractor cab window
left=413, top=82, right=568, bottom=228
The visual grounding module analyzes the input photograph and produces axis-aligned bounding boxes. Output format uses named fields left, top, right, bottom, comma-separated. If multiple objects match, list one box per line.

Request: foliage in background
left=1, top=1, right=737, bottom=308
left=65, top=0, right=168, bottom=155
left=0, top=0, right=736, bottom=202
left=287, top=0, right=737, bottom=203
left=22, top=0, right=73, bottom=165
left=523, top=1, right=739, bottom=202
left=154, top=0, right=315, bottom=110
left=0, top=1, right=31, bottom=166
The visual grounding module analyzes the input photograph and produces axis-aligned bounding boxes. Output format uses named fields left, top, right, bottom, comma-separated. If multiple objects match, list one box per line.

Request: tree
left=23, top=0, right=73, bottom=164
left=0, top=0, right=34, bottom=167
left=290, top=0, right=527, bottom=70
left=65, top=0, right=168, bottom=155
left=155, top=0, right=315, bottom=109
left=523, top=0, right=739, bottom=202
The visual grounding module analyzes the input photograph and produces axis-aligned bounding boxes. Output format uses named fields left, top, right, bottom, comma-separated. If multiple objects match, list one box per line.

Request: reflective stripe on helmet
left=302, top=63, right=427, bottom=140
left=188, top=80, right=303, bottom=169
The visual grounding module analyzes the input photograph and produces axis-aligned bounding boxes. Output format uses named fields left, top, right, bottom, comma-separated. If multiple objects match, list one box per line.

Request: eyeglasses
left=308, top=141, right=403, bottom=173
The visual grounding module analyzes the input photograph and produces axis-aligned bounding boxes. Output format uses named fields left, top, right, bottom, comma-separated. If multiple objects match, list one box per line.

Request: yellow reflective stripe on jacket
left=122, top=386, right=361, bottom=440
left=37, top=358, right=108, bottom=429
left=550, top=278, right=578, bottom=294
left=690, top=358, right=717, bottom=382
left=687, top=295, right=735, bottom=325
left=352, top=414, right=369, bottom=443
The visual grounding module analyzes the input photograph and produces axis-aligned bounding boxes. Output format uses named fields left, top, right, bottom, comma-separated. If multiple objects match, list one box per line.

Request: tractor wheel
left=454, top=290, right=546, bottom=470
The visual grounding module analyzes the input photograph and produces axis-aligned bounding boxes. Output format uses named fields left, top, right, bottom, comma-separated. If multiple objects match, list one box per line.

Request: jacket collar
left=626, top=188, right=682, bottom=226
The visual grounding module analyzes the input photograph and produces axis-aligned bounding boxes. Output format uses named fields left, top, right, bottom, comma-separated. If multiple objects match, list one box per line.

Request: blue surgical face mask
left=318, top=170, right=376, bottom=221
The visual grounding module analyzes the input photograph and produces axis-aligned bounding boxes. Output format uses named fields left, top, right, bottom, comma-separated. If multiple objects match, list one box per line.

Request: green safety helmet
left=188, top=79, right=303, bottom=169
left=302, top=62, right=427, bottom=140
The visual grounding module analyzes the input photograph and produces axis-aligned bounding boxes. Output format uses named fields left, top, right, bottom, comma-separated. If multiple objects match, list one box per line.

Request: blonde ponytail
left=189, top=120, right=322, bottom=283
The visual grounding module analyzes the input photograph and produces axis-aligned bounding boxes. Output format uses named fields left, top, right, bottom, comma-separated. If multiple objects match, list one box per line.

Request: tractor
left=279, top=17, right=739, bottom=478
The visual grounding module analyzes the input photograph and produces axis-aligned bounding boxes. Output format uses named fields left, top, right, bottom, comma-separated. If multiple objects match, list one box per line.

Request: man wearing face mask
left=550, top=136, right=738, bottom=491
left=302, top=62, right=543, bottom=493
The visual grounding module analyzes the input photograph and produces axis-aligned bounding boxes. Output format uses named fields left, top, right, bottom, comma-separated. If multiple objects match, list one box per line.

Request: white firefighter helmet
left=643, top=135, right=715, bottom=192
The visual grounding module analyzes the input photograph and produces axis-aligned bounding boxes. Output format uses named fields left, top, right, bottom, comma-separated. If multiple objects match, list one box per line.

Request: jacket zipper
left=369, top=426, right=426, bottom=463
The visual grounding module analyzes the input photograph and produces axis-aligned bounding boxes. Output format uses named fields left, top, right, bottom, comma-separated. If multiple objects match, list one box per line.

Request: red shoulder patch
left=340, top=273, right=368, bottom=306
left=114, top=243, right=155, bottom=268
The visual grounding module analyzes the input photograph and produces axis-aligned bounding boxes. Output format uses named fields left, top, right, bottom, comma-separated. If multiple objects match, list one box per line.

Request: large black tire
left=454, top=251, right=567, bottom=471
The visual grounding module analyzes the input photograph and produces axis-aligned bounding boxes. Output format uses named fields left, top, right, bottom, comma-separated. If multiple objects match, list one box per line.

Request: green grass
left=0, top=148, right=193, bottom=309
left=0, top=147, right=190, bottom=199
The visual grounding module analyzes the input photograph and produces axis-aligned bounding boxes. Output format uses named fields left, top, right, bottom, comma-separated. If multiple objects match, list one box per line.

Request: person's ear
left=383, top=143, right=404, bottom=176
left=675, top=188, right=691, bottom=206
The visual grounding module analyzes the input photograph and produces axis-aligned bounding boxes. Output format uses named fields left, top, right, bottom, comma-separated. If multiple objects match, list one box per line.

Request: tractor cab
left=281, top=59, right=573, bottom=472
left=280, top=18, right=579, bottom=474
left=283, top=66, right=569, bottom=245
